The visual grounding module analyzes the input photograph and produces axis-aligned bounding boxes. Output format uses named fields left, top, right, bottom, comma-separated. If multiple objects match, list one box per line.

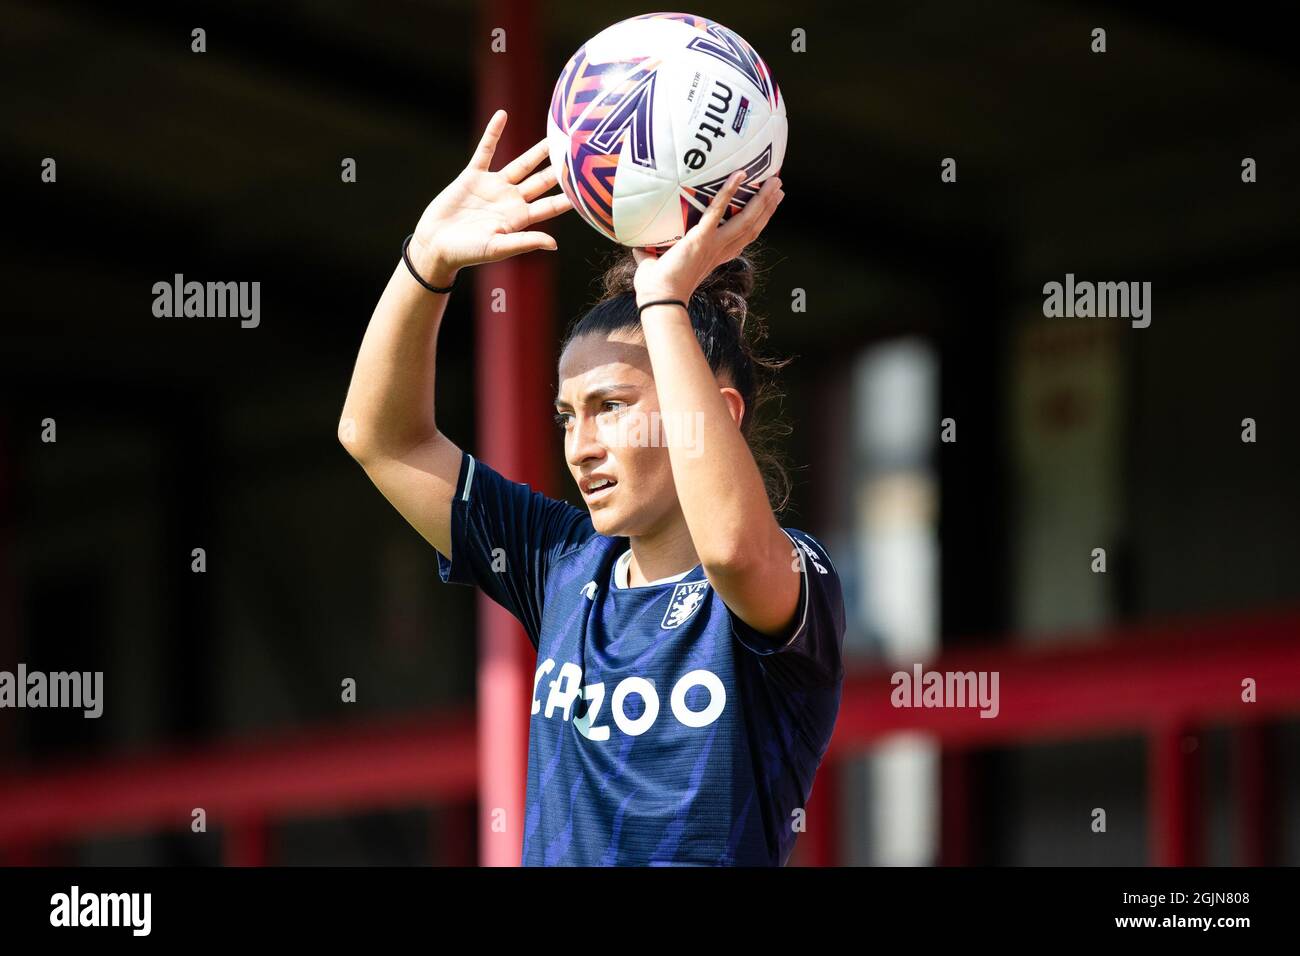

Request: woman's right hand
left=407, top=109, right=572, bottom=286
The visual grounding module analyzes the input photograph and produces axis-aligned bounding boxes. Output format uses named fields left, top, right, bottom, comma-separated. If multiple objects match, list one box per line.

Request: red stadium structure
left=1, top=608, right=1297, bottom=866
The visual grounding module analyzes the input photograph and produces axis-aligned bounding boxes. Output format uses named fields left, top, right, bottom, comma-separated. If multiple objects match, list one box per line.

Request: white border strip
left=462, top=455, right=476, bottom=502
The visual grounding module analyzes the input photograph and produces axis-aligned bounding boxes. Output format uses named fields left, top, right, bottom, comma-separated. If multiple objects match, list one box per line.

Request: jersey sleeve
left=728, top=528, right=846, bottom=688
left=435, top=451, right=594, bottom=649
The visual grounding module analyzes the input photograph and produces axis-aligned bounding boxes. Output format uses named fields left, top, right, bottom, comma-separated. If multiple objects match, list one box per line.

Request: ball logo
left=682, top=79, right=733, bottom=171
left=662, top=580, right=709, bottom=629
left=731, top=95, right=751, bottom=135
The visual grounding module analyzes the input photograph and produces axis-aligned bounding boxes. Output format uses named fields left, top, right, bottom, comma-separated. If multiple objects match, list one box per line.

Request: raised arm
left=631, top=172, right=792, bottom=636
left=339, top=109, right=572, bottom=557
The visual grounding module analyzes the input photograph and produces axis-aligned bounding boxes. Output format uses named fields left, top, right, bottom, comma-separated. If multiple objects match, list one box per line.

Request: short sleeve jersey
left=435, top=452, right=845, bottom=866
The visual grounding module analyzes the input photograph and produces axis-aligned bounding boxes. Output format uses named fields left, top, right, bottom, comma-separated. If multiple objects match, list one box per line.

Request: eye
left=553, top=411, right=574, bottom=429
left=599, top=400, right=627, bottom=416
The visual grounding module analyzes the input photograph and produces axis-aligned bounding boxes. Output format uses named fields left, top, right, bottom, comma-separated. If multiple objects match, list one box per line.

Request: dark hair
left=560, top=244, right=793, bottom=514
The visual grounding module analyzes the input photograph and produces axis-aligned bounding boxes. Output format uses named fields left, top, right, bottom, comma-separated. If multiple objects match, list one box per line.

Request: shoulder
left=554, top=520, right=610, bottom=564
left=459, top=451, right=599, bottom=558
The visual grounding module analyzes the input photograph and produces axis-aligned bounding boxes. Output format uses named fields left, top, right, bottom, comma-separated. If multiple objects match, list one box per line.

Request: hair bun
left=598, top=247, right=760, bottom=331
left=696, top=253, right=756, bottom=328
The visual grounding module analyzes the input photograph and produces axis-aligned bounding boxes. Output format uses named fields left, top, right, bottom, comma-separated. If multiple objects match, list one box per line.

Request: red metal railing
left=805, top=605, right=1300, bottom=865
left=2, top=608, right=1297, bottom=865
left=0, top=710, right=476, bottom=865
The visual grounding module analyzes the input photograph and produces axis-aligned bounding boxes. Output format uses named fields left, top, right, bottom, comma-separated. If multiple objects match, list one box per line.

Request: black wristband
left=637, top=298, right=688, bottom=318
left=402, top=234, right=456, bottom=293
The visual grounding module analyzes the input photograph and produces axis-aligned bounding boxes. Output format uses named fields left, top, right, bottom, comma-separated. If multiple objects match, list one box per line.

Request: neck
left=625, top=512, right=699, bottom=587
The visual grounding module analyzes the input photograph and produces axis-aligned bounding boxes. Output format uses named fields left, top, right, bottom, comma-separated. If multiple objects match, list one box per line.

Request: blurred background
left=1, top=0, right=1298, bottom=866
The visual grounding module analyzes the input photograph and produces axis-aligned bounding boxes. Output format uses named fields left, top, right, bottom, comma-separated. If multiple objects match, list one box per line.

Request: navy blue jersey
left=435, top=451, right=845, bottom=866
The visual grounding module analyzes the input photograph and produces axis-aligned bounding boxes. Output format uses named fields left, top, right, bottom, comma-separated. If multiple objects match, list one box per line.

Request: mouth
left=580, top=475, right=619, bottom=503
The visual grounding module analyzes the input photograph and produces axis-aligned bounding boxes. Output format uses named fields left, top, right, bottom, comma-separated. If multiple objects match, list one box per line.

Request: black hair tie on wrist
left=402, top=234, right=456, bottom=293
left=637, top=298, right=688, bottom=318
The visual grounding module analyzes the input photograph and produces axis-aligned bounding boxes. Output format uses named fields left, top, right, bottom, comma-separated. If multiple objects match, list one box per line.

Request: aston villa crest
left=661, top=580, right=709, bottom=630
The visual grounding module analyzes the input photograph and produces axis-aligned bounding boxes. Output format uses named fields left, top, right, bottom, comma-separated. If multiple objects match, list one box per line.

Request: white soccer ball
left=547, top=12, right=787, bottom=248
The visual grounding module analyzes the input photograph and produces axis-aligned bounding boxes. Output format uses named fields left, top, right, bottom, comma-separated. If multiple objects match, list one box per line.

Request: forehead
left=557, top=329, right=652, bottom=397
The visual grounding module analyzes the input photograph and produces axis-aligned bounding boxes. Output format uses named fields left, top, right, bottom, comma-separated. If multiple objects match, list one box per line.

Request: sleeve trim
left=732, top=529, right=810, bottom=655
left=462, top=454, right=477, bottom=502
left=773, top=529, right=812, bottom=650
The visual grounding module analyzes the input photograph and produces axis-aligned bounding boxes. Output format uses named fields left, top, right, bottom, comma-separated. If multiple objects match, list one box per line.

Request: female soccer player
left=341, top=110, right=845, bottom=866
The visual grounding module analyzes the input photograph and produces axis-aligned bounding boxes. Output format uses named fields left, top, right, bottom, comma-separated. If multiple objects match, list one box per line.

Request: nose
left=566, top=412, right=607, bottom=470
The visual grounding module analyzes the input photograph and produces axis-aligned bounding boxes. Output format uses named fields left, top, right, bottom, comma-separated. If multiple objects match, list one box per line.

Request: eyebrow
left=554, top=383, right=639, bottom=409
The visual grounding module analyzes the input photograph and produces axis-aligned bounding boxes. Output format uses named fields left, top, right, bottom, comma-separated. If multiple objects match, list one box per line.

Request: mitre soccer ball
left=547, top=11, right=787, bottom=248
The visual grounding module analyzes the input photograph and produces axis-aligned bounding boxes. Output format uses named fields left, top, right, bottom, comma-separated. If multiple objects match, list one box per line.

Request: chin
left=588, top=508, right=626, bottom=537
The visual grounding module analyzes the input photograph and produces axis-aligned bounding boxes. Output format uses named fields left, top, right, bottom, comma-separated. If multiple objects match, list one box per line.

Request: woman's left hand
left=632, top=173, right=784, bottom=304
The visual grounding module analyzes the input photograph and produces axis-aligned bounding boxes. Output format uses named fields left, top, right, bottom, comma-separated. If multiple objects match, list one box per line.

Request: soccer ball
left=547, top=11, right=786, bottom=248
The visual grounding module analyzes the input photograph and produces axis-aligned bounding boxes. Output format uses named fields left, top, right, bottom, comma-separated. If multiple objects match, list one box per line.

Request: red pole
left=939, top=750, right=973, bottom=865
left=474, top=0, right=554, bottom=867
left=1234, top=723, right=1276, bottom=865
left=224, top=814, right=270, bottom=867
left=1149, top=721, right=1202, bottom=866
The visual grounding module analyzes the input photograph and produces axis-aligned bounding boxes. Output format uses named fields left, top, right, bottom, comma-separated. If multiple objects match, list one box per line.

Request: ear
left=719, top=386, right=746, bottom=431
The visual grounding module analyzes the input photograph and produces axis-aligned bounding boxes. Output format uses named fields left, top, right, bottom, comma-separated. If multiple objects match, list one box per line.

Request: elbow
left=338, top=413, right=442, bottom=468
left=698, top=540, right=757, bottom=580
left=337, top=412, right=374, bottom=465
left=699, top=524, right=789, bottom=581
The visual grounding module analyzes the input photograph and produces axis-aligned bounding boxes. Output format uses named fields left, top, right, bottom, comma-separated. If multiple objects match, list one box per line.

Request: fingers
left=469, top=109, right=508, bottom=172
left=501, top=137, right=551, bottom=184
left=717, top=175, right=783, bottom=245
left=699, top=170, right=747, bottom=230
left=485, top=230, right=558, bottom=261
left=517, top=163, right=559, bottom=201
left=526, top=191, right=573, bottom=224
